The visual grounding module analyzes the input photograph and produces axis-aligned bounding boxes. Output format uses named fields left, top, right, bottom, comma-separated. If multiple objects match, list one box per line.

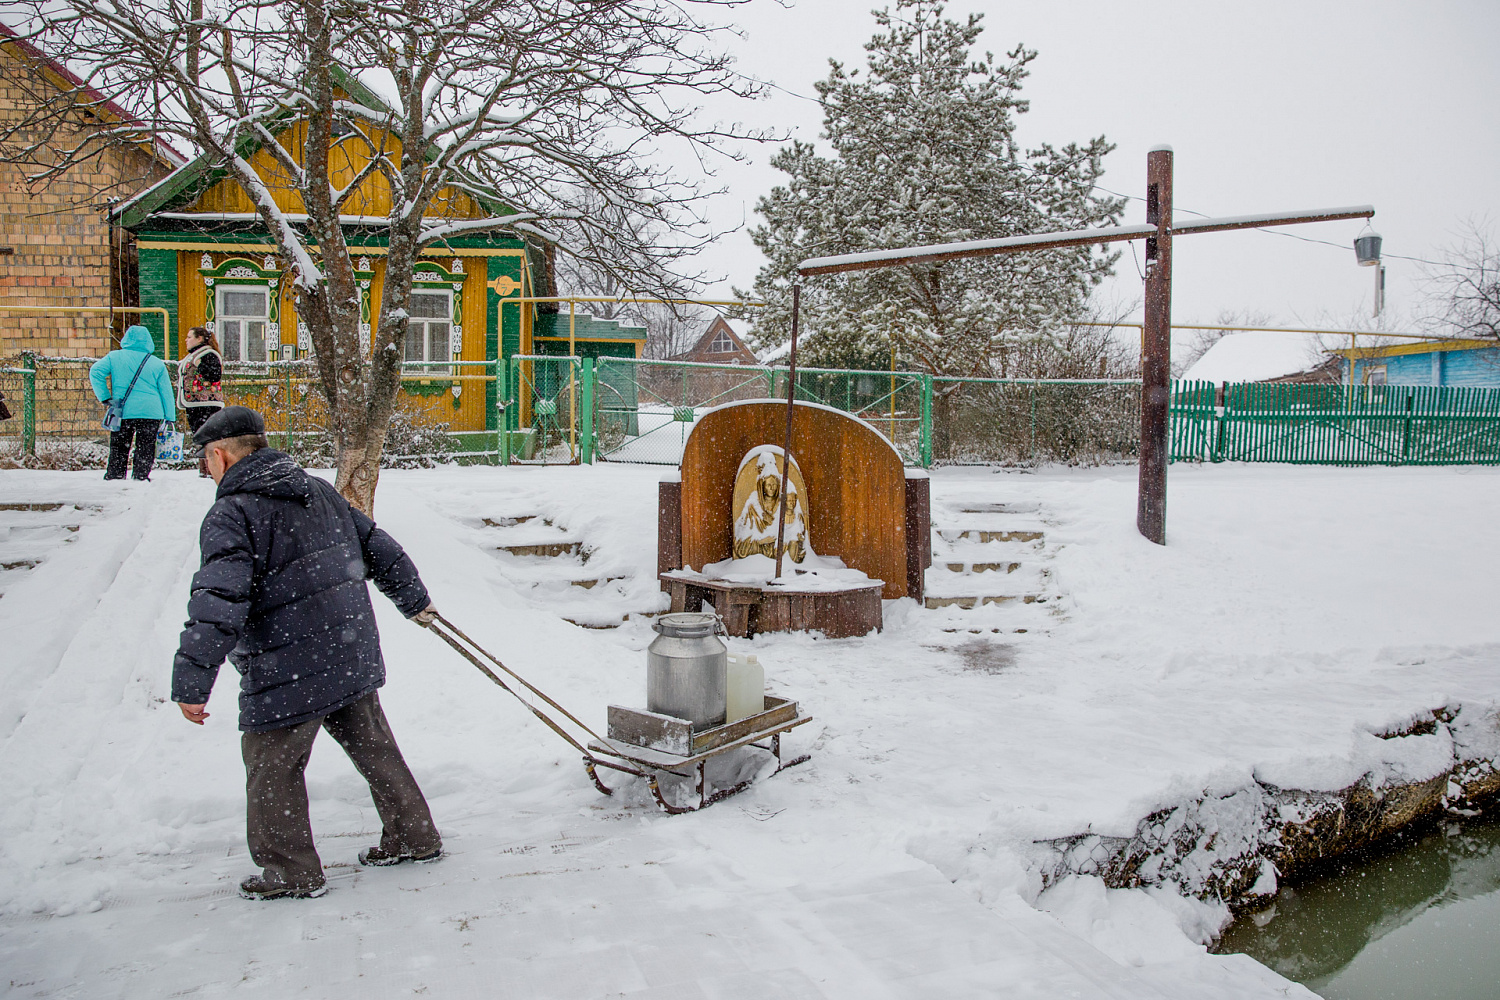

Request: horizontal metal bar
left=1168, top=205, right=1374, bottom=236
left=798, top=224, right=1157, bottom=275
left=798, top=205, right=1375, bottom=275
left=932, top=376, right=1141, bottom=386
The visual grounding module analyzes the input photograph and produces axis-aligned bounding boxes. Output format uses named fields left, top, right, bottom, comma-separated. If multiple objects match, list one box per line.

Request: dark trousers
left=185, top=407, right=217, bottom=476
left=105, top=418, right=161, bottom=480
left=241, top=692, right=439, bottom=888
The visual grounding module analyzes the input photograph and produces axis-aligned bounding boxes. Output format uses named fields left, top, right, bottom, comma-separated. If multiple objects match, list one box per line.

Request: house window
left=709, top=329, right=735, bottom=354
left=1364, top=365, right=1387, bottom=386
left=405, top=290, right=452, bottom=365
left=218, top=286, right=270, bottom=362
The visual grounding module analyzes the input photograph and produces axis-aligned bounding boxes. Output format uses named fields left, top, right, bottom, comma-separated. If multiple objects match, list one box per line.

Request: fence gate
left=505, top=354, right=588, bottom=464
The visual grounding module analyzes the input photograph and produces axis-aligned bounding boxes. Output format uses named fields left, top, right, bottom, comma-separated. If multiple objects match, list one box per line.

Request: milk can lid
left=653, top=612, right=720, bottom=638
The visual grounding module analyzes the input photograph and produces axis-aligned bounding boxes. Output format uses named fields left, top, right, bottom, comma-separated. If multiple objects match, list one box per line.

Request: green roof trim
left=534, top=312, right=647, bottom=342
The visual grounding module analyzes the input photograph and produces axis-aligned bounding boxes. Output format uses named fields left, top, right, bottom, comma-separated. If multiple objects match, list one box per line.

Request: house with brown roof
left=673, top=315, right=757, bottom=365
left=0, top=23, right=184, bottom=358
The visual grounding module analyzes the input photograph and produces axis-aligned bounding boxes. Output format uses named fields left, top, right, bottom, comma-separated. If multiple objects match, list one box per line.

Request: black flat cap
left=193, top=405, right=266, bottom=447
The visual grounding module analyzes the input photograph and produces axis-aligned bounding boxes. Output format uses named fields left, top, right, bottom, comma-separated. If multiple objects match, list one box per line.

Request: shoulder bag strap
left=116, top=353, right=152, bottom=408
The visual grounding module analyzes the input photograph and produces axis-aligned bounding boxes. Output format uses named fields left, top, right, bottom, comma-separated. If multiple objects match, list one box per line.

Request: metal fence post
left=283, top=364, right=294, bottom=451
left=580, top=357, right=595, bottom=464
left=920, top=373, right=933, bottom=467
left=498, top=358, right=510, bottom=466
left=21, top=351, right=36, bottom=456
left=1028, top=381, right=1037, bottom=461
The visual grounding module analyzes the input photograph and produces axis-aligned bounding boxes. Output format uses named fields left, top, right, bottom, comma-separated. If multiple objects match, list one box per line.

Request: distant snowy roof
left=1182, top=331, right=1328, bottom=383
left=722, top=317, right=753, bottom=341
left=758, top=340, right=791, bottom=364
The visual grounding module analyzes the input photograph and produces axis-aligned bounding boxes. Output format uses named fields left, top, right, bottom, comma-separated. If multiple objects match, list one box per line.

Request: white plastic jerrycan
left=725, top=653, right=765, bottom=724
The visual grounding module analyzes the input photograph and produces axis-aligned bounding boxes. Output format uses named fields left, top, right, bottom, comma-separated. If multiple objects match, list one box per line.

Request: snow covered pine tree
left=739, top=0, right=1125, bottom=455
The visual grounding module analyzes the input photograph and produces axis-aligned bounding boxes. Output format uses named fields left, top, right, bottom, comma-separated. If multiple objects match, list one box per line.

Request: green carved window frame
left=405, top=259, right=467, bottom=405
left=199, top=254, right=284, bottom=363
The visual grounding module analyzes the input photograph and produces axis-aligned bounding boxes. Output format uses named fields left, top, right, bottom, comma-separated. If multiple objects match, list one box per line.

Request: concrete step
left=951, top=501, right=1040, bottom=515
left=482, top=515, right=537, bottom=527
left=569, top=576, right=625, bottom=589
left=924, top=594, right=1049, bottom=610
left=935, top=528, right=1044, bottom=544
left=498, top=540, right=583, bottom=559
left=938, top=560, right=1020, bottom=575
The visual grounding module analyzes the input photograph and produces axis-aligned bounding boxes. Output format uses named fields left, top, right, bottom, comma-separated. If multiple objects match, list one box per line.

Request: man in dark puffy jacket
left=173, top=406, right=442, bottom=900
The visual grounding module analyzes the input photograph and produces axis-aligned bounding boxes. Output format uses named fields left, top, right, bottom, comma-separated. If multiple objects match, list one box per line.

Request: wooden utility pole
left=796, top=147, right=1372, bottom=547
left=1138, top=146, right=1173, bottom=544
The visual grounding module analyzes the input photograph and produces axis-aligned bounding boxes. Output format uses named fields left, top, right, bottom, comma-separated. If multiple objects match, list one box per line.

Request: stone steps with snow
left=480, top=512, right=666, bottom=628
left=922, top=500, right=1061, bottom=613
left=0, top=503, right=102, bottom=598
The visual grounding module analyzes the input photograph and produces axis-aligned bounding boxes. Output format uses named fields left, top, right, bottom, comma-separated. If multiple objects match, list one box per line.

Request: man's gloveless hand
left=178, top=703, right=210, bottom=724
left=411, top=604, right=439, bottom=628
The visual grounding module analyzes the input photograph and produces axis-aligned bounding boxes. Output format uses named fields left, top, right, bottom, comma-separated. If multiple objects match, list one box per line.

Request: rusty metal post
left=773, top=284, right=801, bottom=580
left=1138, top=146, right=1173, bottom=545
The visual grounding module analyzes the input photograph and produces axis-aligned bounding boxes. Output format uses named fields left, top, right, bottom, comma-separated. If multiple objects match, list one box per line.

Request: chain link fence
left=0, top=353, right=495, bottom=470
left=930, top=377, right=1142, bottom=465
left=592, top=358, right=931, bottom=465
left=3, top=350, right=1145, bottom=470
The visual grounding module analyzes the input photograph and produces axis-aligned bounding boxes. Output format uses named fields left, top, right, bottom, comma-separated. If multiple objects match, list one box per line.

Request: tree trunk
left=335, top=425, right=385, bottom=517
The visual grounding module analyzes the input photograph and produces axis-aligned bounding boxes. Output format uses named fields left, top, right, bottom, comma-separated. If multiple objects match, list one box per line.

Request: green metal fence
left=25, top=352, right=1493, bottom=471
left=590, top=357, right=932, bottom=465
left=1171, top=380, right=1500, bottom=465
left=0, top=353, right=511, bottom=469
left=931, top=377, right=1141, bottom=465
left=0, top=351, right=1145, bottom=470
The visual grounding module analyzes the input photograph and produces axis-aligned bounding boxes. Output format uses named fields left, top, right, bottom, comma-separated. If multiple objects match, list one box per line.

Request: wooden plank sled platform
left=585, top=697, right=812, bottom=814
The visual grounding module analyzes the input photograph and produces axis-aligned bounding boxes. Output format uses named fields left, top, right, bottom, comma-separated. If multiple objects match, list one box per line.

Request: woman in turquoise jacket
left=89, top=325, right=178, bottom=481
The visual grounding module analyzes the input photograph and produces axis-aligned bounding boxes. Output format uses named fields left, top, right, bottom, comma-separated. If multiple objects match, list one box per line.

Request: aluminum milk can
left=647, top=612, right=727, bottom=730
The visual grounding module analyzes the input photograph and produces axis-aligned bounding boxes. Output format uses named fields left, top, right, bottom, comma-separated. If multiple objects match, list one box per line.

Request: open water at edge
left=1214, top=816, right=1500, bottom=999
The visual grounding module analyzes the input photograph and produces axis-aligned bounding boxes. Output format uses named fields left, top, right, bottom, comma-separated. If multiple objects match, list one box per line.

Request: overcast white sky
left=685, top=0, right=1500, bottom=333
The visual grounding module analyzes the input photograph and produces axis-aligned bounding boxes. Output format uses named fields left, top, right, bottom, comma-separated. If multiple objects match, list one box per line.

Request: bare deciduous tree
left=1423, top=220, right=1500, bottom=343
left=2, top=0, right=758, bottom=512
left=552, top=248, right=713, bottom=360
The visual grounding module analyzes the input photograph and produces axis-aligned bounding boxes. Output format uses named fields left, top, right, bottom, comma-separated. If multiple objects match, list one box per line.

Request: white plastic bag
left=156, top=424, right=184, bottom=462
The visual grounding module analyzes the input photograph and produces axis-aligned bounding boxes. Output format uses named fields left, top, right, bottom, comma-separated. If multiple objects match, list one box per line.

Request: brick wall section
left=0, top=43, right=172, bottom=359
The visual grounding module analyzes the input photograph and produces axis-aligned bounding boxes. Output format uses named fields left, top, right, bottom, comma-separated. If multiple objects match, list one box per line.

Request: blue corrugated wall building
left=1344, top=341, right=1500, bottom=387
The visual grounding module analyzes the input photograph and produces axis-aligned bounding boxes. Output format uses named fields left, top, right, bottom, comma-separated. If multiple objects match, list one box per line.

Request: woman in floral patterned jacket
left=178, top=326, right=224, bottom=476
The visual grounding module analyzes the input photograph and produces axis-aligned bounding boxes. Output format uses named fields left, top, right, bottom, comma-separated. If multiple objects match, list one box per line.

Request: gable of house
left=675, top=315, right=756, bottom=365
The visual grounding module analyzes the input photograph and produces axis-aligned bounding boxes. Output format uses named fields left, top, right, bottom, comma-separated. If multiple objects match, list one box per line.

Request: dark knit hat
left=192, top=405, right=266, bottom=447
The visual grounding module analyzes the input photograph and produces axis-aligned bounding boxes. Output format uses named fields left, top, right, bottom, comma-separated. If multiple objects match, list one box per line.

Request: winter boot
left=239, top=874, right=328, bottom=900
left=358, top=844, right=442, bottom=867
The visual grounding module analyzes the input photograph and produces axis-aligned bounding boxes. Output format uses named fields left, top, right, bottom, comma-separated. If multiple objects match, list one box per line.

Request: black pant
left=185, top=407, right=218, bottom=476
left=105, top=418, right=161, bottom=480
left=241, top=692, right=439, bottom=888
left=184, top=406, right=218, bottom=437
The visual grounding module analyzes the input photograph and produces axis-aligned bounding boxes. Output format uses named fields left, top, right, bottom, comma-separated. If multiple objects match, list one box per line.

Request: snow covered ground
left=1, top=461, right=1497, bottom=998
